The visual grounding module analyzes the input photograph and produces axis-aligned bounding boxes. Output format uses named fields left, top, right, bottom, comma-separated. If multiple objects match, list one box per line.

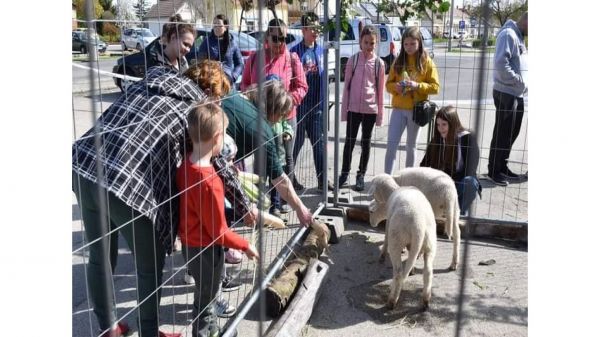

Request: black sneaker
left=292, top=177, right=304, bottom=191
left=269, top=206, right=282, bottom=218
left=501, top=168, right=522, bottom=180
left=317, top=180, right=334, bottom=191
left=354, top=174, right=365, bottom=191
left=338, top=174, right=349, bottom=188
left=487, top=173, right=508, bottom=186
left=222, top=273, right=242, bottom=292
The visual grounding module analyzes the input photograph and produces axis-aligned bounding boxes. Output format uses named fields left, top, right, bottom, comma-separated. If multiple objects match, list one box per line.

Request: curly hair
left=183, top=60, right=231, bottom=98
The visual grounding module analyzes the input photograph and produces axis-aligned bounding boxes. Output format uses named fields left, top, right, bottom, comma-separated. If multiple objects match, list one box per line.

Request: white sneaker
left=216, top=297, right=236, bottom=318
left=183, top=272, right=194, bottom=285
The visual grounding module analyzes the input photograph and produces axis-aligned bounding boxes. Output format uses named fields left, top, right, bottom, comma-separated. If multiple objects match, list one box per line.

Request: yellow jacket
left=385, top=55, right=440, bottom=110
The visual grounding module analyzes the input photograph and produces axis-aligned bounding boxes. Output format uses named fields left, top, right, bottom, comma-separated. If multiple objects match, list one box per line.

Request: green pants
left=73, top=172, right=165, bottom=337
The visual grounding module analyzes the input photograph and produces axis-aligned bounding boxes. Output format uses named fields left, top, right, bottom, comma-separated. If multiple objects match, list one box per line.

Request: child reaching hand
left=177, top=100, right=259, bottom=337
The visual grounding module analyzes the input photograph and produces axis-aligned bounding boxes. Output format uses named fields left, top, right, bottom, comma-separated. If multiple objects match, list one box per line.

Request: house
left=143, top=0, right=199, bottom=36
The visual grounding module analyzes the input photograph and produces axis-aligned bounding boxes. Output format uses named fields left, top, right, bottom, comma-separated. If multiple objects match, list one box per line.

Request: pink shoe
left=225, top=249, right=243, bottom=264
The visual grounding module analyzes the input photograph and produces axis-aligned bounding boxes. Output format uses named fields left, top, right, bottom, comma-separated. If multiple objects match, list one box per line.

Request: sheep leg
left=387, top=243, right=421, bottom=310
left=379, top=230, right=388, bottom=263
left=448, top=203, right=460, bottom=271
left=387, top=253, right=404, bottom=309
left=422, top=246, right=435, bottom=309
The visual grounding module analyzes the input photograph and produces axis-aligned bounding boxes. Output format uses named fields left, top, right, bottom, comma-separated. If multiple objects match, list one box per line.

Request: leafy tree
left=75, top=0, right=104, bottom=20
left=133, top=0, right=151, bottom=21
left=464, top=0, right=527, bottom=26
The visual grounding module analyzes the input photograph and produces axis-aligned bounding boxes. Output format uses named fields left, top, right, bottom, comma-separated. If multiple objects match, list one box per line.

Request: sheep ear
left=367, top=183, right=376, bottom=197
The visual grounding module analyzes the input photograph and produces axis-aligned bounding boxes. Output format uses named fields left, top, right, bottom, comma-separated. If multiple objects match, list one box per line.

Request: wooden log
left=264, top=259, right=329, bottom=337
left=265, top=221, right=329, bottom=317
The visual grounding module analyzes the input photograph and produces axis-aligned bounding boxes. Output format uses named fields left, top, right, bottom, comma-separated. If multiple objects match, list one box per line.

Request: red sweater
left=240, top=48, right=308, bottom=120
left=176, top=157, right=249, bottom=251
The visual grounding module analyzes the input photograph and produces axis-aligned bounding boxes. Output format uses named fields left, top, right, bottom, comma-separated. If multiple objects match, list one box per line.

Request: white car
left=121, top=28, right=157, bottom=51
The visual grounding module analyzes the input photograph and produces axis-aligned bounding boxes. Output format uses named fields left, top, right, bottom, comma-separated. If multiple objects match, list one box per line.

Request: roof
left=144, top=0, right=186, bottom=19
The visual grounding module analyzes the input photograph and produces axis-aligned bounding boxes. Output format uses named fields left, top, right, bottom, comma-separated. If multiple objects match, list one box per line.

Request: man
left=290, top=12, right=333, bottom=191
left=487, top=12, right=528, bottom=186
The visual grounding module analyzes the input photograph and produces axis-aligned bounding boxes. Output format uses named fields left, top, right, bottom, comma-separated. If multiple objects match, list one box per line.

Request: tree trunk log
left=264, top=259, right=329, bottom=337
left=265, top=222, right=329, bottom=318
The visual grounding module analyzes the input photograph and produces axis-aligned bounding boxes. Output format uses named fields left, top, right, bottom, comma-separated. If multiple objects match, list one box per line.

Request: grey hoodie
left=493, top=20, right=528, bottom=97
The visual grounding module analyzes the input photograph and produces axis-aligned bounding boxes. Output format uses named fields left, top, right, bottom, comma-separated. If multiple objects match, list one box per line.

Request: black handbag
left=412, top=100, right=438, bottom=127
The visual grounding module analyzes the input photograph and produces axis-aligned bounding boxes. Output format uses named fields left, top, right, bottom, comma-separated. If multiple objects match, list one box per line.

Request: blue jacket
left=196, top=32, right=244, bottom=84
left=290, top=41, right=326, bottom=115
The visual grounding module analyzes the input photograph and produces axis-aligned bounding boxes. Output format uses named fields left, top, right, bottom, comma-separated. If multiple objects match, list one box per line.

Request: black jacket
left=420, top=131, right=480, bottom=181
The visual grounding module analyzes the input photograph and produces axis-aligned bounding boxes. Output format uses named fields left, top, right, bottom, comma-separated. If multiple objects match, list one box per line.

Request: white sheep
left=368, top=174, right=437, bottom=309
left=393, top=167, right=461, bottom=271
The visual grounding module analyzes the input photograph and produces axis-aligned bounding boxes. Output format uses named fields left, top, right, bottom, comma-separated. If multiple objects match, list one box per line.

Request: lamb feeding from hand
left=368, top=173, right=437, bottom=310
left=394, top=167, right=461, bottom=270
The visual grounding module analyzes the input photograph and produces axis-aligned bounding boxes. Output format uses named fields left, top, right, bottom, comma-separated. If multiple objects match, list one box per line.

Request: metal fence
left=72, top=0, right=526, bottom=336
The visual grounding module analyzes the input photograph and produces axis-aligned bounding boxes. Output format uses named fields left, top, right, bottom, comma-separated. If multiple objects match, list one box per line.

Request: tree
left=464, top=0, right=527, bottom=27
left=236, top=0, right=450, bottom=34
left=115, top=0, right=136, bottom=26
left=132, top=0, right=151, bottom=21
left=75, top=0, right=104, bottom=20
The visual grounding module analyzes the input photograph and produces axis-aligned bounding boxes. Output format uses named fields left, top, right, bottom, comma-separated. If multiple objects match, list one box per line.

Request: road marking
left=72, top=63, right=142, bottom=82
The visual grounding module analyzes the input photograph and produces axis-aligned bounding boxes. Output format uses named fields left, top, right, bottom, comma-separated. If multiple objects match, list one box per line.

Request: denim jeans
left=293, top=109, right=325, bottom=182
left=384, top=108, right=422, bottom=174
left=455, top=176, right=480, bottom=215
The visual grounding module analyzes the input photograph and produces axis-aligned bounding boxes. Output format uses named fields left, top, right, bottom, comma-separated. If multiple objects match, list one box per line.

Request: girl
left=420, top=106, right=482, bottom=215
left=339, top=25, right=386, bottom=191
left=384, top=26, right=440, bottom=174
left=195, top=14, right=244, bottom=85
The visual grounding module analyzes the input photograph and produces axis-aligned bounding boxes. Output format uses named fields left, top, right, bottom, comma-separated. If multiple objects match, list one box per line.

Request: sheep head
left=369, top=174, right=399, bottom=203
left=369, top=199, right=387, bottom=227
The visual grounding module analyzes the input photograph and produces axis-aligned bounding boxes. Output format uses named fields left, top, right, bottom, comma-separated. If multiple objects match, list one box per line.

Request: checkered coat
left=72, top=66, right=205, bottom=253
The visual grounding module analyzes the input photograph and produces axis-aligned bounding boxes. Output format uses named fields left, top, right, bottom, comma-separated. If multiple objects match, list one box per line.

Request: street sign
left=459, top=20, right=465, bottom=30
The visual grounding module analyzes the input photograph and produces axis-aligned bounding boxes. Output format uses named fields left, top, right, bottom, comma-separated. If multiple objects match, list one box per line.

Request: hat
left=221, top=134, right=238, bottom=161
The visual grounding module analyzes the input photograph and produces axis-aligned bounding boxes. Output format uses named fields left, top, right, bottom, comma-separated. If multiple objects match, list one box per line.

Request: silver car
left=121, top=28, right=157, bottom=51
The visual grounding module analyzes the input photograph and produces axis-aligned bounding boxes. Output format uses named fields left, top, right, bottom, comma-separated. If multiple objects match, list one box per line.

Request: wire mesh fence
left=72, top=0, right=527, bottom=336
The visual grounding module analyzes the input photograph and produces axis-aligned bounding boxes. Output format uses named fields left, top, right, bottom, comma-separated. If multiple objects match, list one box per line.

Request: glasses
left=270, top=34, right=286, bottom=43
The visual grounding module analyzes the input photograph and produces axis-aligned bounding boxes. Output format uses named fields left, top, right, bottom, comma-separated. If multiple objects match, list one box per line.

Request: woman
left=420, top=106, right=482, bottom=215
left=384, top=26, right=440, bottom=174
left=72, top=60, right=246, bottom=337
left=147, top=14, right=195, bottom=72
left=194, top=14, right=244, bottom=85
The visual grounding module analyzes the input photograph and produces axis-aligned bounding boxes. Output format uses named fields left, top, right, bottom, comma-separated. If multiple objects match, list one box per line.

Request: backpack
left=346, top=53, right=382, bottom=104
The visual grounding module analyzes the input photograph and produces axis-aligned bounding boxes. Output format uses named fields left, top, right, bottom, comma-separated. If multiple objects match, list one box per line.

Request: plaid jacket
left=72, top=66, right=204, bottom=253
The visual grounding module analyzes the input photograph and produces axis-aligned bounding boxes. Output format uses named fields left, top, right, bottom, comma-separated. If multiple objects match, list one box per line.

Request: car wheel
left=136, top=43, right=142, bottom=51
left=340, top=58, right=348, bottom=82
left=80, top=45, right=86, bottom=54
left=116, top=67, right=135, bottom=93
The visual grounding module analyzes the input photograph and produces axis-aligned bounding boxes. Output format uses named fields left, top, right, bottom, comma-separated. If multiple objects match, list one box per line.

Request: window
left=379, top=27, right=388, bottom=42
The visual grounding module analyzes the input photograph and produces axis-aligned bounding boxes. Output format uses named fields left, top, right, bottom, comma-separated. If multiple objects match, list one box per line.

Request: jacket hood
left=499, top=20, right=522, bottom=40
left=142, top=66, right=205, bottom=101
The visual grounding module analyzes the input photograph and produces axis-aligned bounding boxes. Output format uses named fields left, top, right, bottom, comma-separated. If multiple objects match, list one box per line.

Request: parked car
left=121, top=28, right=157, bottom=51
left=112, top=27, right=259, bottom=92
left=72, top=30, right=107, bottom=54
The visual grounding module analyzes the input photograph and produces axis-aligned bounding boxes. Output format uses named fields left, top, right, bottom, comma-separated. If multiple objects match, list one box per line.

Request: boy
left=177, top=101, right=259, bottom=337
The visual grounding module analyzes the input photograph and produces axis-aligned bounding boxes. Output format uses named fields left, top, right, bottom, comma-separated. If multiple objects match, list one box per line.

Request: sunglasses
left=270, top=34, right=286, bottom=43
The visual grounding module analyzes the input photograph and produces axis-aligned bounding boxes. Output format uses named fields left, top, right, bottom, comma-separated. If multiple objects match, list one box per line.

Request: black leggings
left=341, top=111, right=377, bottom=175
